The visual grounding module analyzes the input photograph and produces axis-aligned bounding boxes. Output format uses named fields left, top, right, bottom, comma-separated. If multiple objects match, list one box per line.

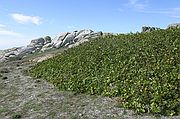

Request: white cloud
left=0, top=29, right=23, bottom=37
left=129, top=0, right=139, bottom=5
left=0, top=24, right=23, bottom=37
left=140, top=7, right=180, bottom=18
left=0, top=24, right=6, bottom=28
left=10, top=13, right=42, bottom=25
left=0, top=37, right=30, bottom=50
left=0, top=24, right=28, bottom=50
left=171, top=8, right=180, bottom=17
left=127, top=0, right=148, bottom=10
left=117, top=8, right=124, bottom=12
left=171, top=15, right=180, bottom=18
left=67, top=25, right=76, bottom=29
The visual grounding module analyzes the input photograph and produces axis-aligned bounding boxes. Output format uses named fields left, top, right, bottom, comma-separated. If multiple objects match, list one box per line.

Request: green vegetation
left=0, top=68, right=10, bottom=73
left=30, top=28, right=180, bottom=116
left=12, top=113, right=22, bottom=119
left=44, top=36, right=51, bottom=43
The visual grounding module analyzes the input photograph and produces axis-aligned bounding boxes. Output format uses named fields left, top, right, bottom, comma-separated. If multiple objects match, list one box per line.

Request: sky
left=0, top=0, right=180, bottom=50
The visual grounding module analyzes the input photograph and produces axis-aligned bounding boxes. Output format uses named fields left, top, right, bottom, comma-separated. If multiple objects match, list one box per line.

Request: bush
left=44, top=36, right=51, bottom=43
left=31, top=29, right=180, bottom=116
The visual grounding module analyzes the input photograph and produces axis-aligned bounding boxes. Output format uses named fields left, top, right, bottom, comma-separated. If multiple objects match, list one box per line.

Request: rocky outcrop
left=41, top=29, right=103, bottom=51
left=142, top=23, right=180, bottom=33
left=0, top=29, right=103, bottom=62
left=141, top=26, right=160, bottom=32
left=2, top=23, right=179, bottom=62
left=167, top=23, right=180, bottom=29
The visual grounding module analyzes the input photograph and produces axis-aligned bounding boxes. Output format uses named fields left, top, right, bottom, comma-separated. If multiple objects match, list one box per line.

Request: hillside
left=31, top=28, right=180, bottom=116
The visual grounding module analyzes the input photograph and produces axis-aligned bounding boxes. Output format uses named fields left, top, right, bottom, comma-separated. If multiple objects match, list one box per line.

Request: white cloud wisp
left=140, top=7, right=180, bottom=18
left=0, top=24, right=23, bottom=37
left=127, top=0, right=148, bottom=10
left=11, top=13, right=42, bottom=25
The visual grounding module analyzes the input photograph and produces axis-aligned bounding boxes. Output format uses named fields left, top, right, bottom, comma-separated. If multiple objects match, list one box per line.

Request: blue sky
left=0, top=0, right=180, bottom=50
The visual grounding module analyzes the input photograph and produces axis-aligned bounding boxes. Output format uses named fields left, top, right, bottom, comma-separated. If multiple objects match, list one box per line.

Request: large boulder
left=41, top=43, right=54, bottom=52
left=167, top=23, right=180, bottom=29
left=73, top=29, right=93, bottom=42
left=27, top=38, right=45, bottom=47
left=52, top=32, right=69, bottom=48
left=26, top=37, right=46, bottom=53
left=18, top=47, right=36, bottom=56
left=61, top=31, right=76, bottom=47
left=0, top=47, right=24, bottom=61
left=84, top=31, right=103, bottom=39
left=50, top=29, right=102, bottom=49
left=142, top=26, right=160, bottom=32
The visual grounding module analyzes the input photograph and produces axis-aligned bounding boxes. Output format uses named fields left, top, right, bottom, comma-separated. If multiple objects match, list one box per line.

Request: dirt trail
left=0, top=59, right=179, bottom=119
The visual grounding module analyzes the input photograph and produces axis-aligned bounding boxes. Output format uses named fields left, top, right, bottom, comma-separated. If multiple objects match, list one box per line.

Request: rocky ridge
left=141, top=23, right=180, bottom=32
left=0, top=29, right=103, bottom=62
left=1, top=23, right=180, bottom=62
left=141, top=26, right=160, bottom=32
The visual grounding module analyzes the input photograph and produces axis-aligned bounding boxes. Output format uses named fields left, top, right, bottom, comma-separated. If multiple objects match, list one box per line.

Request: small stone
left=2, top=77, right=8, bottom=80
left=0, top=68, right=10, bottom=73
left=35, top=79, right=41, bottom=83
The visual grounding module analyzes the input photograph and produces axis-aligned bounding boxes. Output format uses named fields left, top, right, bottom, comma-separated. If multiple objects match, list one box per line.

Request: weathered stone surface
left=27, top=38, right=45, bottom=47
left=76, top=29, right=93, bottom=37
left=61, top=32, right=76, bottom=47
left=44, top=36, right=52, bottom=44
left=141, top=26, right=160, bottom=32
left=18, top=47, right=36, bottom=55
left=74, top=29, right=93, bottom=41
left=167, top=23, right=180, bottom=29
left=41, top=43, right=53, bottom=52
left=0, top=29, right=103, bottom=62
left=0, top=50, right=5, bottom=58
left=84, top=32, right=103, bottom=39
left=52, top=32, right=69, bottom=48
left=50, top=29, right=102, bottom=49
left=0, top=24, right=179, bottom=62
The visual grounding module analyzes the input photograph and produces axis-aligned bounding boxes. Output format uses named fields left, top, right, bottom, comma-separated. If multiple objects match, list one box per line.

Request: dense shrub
left=44, top=36, right=51, bottom=43
left=31, top=28, right=180, bottom=116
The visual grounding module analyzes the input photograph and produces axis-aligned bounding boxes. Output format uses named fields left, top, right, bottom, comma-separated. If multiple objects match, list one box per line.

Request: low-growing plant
left=12, top=113, right=22, bottom=119
left=30, top=28, right=180, bottom=116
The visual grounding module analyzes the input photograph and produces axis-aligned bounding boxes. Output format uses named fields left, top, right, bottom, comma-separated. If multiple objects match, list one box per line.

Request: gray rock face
left=167, top=23, right=180, bottom=29
left=46, top=29, right=103, bottom=50
left=0, top=29, right=103, bottom=62
left=142, top=26, right=160, bottom=32
left=44, top=36, right=52, bottom=44
left=52, top=32, right=69, bottom=48
left=0, top=50, right=5, bottom=61
left=28, top=38, right=43, bottom=46
left=61, top=32, right=76, bottom=47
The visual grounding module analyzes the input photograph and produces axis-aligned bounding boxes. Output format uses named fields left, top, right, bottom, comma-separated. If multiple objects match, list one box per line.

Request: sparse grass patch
left=31, top=28, right=180, bottom=116
left=12, top=113, right=22, bottom=119
left=0, top=107, right=8, bottom=114
left=0, top=68, right=10, bottom=73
